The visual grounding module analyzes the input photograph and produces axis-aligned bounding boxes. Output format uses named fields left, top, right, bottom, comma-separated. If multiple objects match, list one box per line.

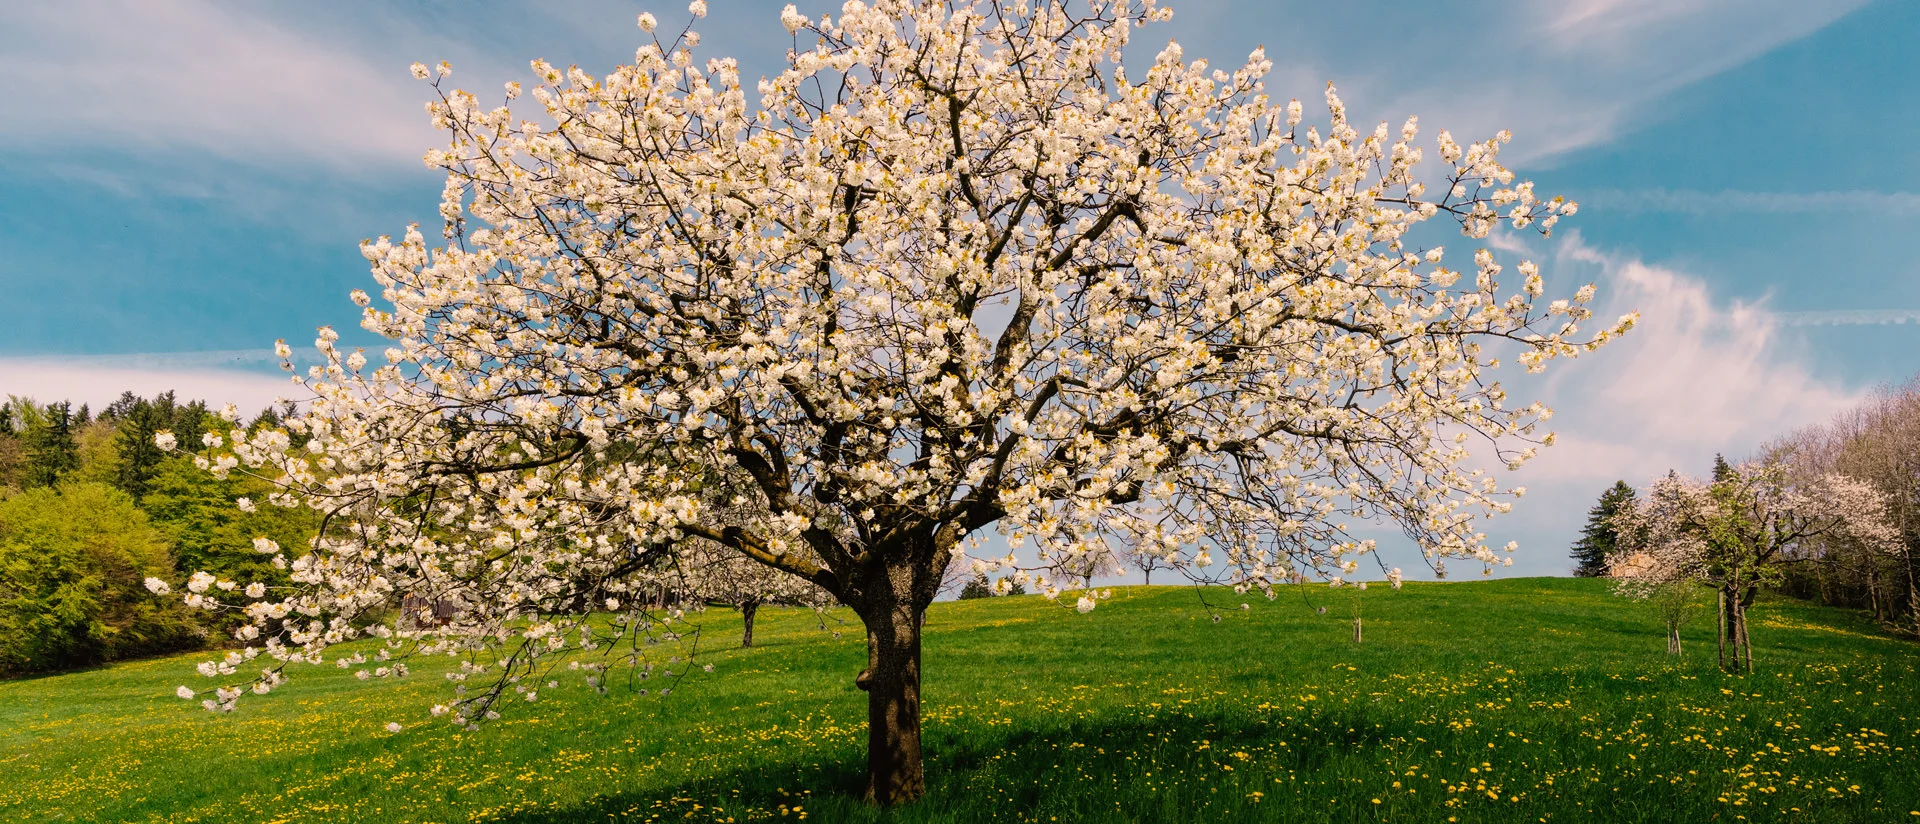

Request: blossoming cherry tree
left=162, top=0, right=1631, bottom=804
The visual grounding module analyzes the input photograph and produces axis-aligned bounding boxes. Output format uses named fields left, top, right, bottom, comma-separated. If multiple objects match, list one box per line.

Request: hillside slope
left=2, top=579, right=1915, bottom=822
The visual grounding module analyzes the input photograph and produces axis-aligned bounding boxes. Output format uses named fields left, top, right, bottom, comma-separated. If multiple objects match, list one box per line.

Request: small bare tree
left=1130, top=547, right=1180, bottom=587
left=1048, top=546, right=1127, bottom=590
left=1606, top=542, right=1702, bottom=656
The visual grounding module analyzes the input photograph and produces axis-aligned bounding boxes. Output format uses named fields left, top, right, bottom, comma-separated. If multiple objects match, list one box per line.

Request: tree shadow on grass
left=496, top=707, right=1425, bottom=824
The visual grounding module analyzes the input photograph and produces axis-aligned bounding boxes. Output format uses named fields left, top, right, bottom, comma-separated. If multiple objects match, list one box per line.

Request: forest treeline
left=1772, top=382, right=1920, bottom=627
left=0, top=393, right=314, bottom=676
left=1573, top=380, right=1920, bottom=635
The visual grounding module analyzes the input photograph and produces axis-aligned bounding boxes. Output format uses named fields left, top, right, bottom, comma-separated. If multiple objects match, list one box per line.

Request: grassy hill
left=2, top=578, right=1916, bottom=822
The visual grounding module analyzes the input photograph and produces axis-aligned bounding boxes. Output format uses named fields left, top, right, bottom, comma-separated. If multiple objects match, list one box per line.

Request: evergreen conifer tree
left=113, top=395, right=171, bottom=498
left=24, top=401, right=79, bottom=488
left=112, top=392, right=213, bottom=499
left=1571, top=480, right=1636, bottom=577
left=1712, top=453, right=1734, bottom=482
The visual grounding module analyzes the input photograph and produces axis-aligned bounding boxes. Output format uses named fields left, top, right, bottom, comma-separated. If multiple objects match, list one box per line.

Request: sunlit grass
left=3, top=578, right=1916, bottom=822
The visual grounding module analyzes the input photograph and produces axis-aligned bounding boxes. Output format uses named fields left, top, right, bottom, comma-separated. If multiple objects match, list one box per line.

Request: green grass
left=3, top=578, right=1917, bottom=822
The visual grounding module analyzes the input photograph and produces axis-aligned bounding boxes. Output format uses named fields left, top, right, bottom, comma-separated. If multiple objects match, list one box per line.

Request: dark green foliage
left=0, top=389, right=314, bottom=675
left=23, top=401, right=80, bottom=488
left=110, top=392, right=170, bottom=498
left=958, top=578, right=1026, bottom=598
left=1571, top=480, right=1635, bottom=577
left=110, top=392, right=212, bottom=499
left=248, top=402, right=295, bottom=434
left=1711, top=453, right=1734, bottom=482
left=138, top=457, right=314, bottom=636
left=0, top=433, right=23, bottom=492
left=0, top=483, right=201, bottom=674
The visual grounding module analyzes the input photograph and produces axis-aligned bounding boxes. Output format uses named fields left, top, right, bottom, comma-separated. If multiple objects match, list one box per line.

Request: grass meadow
left=2, top=578, right=1916, bottom=822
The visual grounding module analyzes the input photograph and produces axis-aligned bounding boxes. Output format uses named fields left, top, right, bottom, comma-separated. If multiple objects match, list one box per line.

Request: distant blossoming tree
left=1606, top=480, right=1703, bottom=656
left=1048, top=543, right=1127, bottom=590
left=1130, top=544, right=1180, bottom=586
left=155, top=0, right=1631, bottom=804
left=1614, top=465, right=1896, bottom=671
left=1773, top=384, right=1920, bottom=630
left=684, top=541, right=833, bottom=647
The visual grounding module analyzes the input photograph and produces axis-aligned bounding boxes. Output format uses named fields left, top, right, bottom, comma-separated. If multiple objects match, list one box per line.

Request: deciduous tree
left=0, top=483, right=200, bottom=674
left=684, top=541, right=833, bottom=647
left=1774, top=381, right=1920, bottom=631
left=1606, top=492, right=1703, bottom=656
left=1614, top=464, right=1896, bottom=671
left=161, top=0, right=1629, bottom=804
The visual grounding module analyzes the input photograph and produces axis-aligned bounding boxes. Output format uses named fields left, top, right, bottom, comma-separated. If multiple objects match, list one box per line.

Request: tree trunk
left=857, top=603, right=925, bottom=805
left=1738, top=587, right=1757, bottom=673
left=1717, top=588, right=1728, bottom=671
left=1904, top=535, right=1920, bottom=634
left=1907, top=546, right=1920, bottom=634
left=740, top=601, right=759, bottom=649
left=1667, top=625, right=1682, bottom=656
left=1143, top=568, right=1152, bottom=587
left=1352, top=616, right=1363, bottom=643
left=1739, top=600, right=1754, bottom=672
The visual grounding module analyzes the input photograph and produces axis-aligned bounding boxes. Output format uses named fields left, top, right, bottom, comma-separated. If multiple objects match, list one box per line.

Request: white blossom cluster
left=1610, top=464, right=1898, bottom=600
left=159, top=0, right=1629, bottom=721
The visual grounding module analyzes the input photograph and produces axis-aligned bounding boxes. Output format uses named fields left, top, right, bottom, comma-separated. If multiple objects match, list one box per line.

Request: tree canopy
left=159, top=0, right=1630, bottom=804
left=0, top=483, right=200, bottom=674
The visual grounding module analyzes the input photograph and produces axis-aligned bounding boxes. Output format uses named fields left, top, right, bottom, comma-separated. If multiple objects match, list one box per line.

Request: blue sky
left=1, top=0, right=1914, bottom=578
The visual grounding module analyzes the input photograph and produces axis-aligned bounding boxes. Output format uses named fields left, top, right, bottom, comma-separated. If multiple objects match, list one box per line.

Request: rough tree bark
left=1742, top=613, right=1754, bottom=671
left=1907, top=538, right=1920, bottom=632
left=1717, top=589, right=1727, bottom=671
left=1738, top=587, right=1757, bottom=672
left=740, top=601, right=759, bottom=649
left=1714, top=584, right=1759, bottom=673
left=855, top=600, right=925, bottom=805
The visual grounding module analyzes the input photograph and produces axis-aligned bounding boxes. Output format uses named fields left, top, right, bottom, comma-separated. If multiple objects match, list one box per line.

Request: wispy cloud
left=0, top=0, right=434, bottom=169
left=5, top=350, right=296, bottom=371
left=1546, top=0, right=1700, bottom=39
left=1166, top=0, right=1868, bottom=167
left=1772, top=309, right=1920, bottom=327
left=1578, top=188, right=1920, bottom=216
left=1464, top=234, right=1866, bottom=574
left=0, top=0, right=1870, bottom=176
left=1527, top=236, right=1861, bottom=483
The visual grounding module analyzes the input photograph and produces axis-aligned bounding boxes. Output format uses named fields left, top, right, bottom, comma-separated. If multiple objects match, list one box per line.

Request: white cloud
left=1577, top=189, right=1920, bottom=216
left=0, top=356, right=299, bottom=413
left=1462, top=236, right=1865, bottom=575
left=0, top=0, right=434, bottom=168
left=1525, top=236, right=1861, bottom=485
left=1773, top=309, right=1920, bottom=327
left=1166, top=0, right=1866, bottom=166
left=0, top=0, right=1868, bottom=175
